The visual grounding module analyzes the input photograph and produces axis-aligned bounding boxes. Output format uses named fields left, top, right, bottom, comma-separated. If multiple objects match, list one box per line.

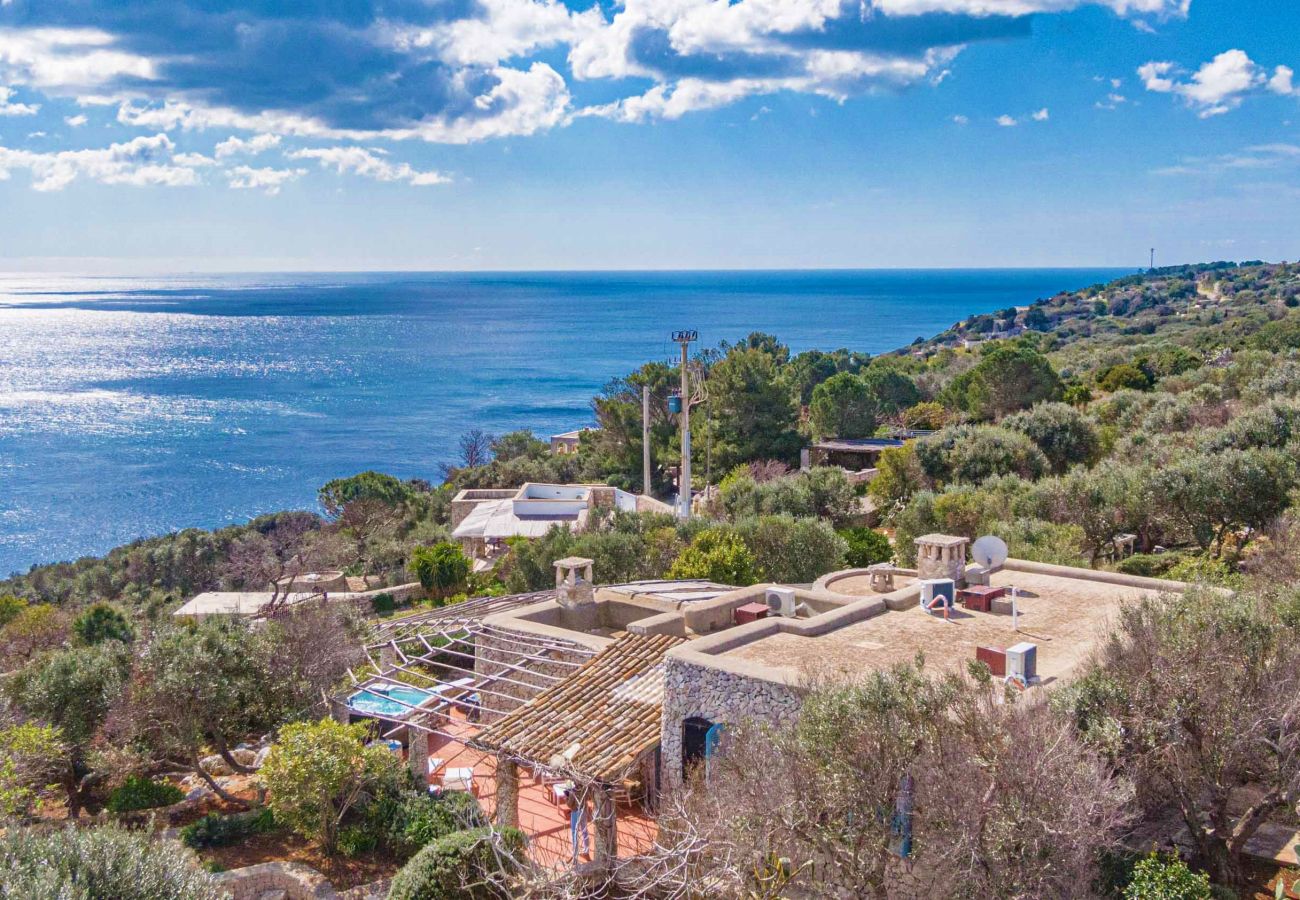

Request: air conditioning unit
left=765, top=587, right=797, bottom=618
left=1005, top=642, right=1038, bottom=685
left=919, top=578, right=955, bottom=609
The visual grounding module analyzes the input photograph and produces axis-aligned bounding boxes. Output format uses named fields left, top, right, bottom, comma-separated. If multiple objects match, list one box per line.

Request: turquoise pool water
left=348, top=683, right=434, bottom=719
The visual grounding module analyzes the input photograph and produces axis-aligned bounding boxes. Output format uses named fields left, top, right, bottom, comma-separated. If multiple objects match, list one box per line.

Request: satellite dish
left=971, top=535, right=1009, bottom=570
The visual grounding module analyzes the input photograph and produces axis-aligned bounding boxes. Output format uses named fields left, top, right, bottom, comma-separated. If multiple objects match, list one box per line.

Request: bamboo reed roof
left=471, top=632, right=685, bottom=784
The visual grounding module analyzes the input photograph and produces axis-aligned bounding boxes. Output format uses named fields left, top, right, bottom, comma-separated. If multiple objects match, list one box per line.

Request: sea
left=0, top=268, right=1127, bottom=576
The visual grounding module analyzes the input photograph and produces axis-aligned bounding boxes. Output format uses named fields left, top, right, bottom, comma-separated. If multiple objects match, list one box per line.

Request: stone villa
left=338, top=534, right=1193, bottom=870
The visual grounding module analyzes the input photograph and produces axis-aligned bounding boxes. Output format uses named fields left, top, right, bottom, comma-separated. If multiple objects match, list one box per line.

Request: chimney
left=554, top=557, right=596, bottom=610
left=914, top=534, right=969, bottom=585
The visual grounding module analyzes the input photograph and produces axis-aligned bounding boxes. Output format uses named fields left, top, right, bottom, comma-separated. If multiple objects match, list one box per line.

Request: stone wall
left=212, top=861, right=338, bottom=899
left=659, top=655, right=803, bottom=795
left=472, top=627, right=591, bottom=725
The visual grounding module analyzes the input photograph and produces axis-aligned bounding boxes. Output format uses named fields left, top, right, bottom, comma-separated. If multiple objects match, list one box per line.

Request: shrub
left=261, top=718, right=404, bottom=852
left=409, top=543, right=472, bottom=599
left=1004, top=402, right=1100, bottom=473
left=72, top=603, right=133, bottom=646
left=734, top=516, right=847, bottom=584
left=386, top=826, right=525, bottom=900
left=1098, top=363, right=1153, bottom=393
left=180, top=807, right=275, bottom=850
left=371, top=592, right=397, bottom=615
left=1122, top=853, right=1212, bottom=900
left=1116, top=553, right=1180, bottom=578
left=105, top=775, right=184, bottom=814
left=839, top=527, right=892, bottom=567
left=0, top=723, right=64, bottom=818
left=668, top=528, right=757, bottom=586
left=338, top=824, right=380, bottom=858
left=0, top=821, right=224, bottom=899
left=385, top=790, right=487, bottom=854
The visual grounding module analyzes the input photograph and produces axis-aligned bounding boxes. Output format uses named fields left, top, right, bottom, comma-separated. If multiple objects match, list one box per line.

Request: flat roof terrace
left=718, top=565, right=1179, bottom=685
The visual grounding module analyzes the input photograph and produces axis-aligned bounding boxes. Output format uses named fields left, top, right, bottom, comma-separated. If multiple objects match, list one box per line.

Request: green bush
left=370, top=592, right=397, bottom=615
left=839, top=527, right=892, bottom=568
left=386, top=826, right=525, bottom=900
left=384, top=790, right=487, bottom=854
left=338, top=824, right=379, bottom=858
left=1116, top=553, right=1180, bottom=579
left=0, top=821, right=224, bottom=899
left=1122, top=852, right=1212, bottom=900
left=180, top=807, right=275, bottom=850
left=72, top=602, right=134, bottom=646
left=105, top=775, right=184, bottom=814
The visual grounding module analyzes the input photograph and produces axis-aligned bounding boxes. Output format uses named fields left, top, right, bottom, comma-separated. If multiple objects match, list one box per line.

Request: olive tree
left=4, top=643, right=129, bottom=816
left=1061, top=590, right=1300, bottom=884
left=1004, top=402, right=1100, bottom=473
left=681, top=665, right=1131, bottom=899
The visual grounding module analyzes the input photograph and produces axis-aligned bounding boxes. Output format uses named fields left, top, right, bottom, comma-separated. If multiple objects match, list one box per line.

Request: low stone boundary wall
left=212, top=861, right=338, bottom=899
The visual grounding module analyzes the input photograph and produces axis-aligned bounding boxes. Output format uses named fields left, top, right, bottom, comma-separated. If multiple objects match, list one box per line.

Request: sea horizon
left=0, top=267, right=1126, bottom=575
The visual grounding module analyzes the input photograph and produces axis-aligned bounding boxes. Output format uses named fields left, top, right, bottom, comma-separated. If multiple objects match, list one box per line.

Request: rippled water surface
left=0, top=269, right=1125, bottom=574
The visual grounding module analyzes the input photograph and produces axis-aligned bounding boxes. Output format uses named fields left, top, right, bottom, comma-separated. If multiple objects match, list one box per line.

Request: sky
left=0, top=0, right=1297, bottom=271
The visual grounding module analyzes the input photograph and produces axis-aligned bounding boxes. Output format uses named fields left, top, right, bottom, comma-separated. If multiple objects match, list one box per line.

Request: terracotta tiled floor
left=424, top=712, right=658, bottom=869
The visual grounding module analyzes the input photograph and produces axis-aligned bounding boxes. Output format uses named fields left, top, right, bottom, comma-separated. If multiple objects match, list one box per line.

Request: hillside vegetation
left=2, top=260, right=1298, bottom=622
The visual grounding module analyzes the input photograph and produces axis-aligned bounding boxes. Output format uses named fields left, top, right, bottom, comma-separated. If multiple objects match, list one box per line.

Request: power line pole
left=672, top=330, right=697, bottom=519
left=1149, top=247, right=1155, bottom=270
left=642, top=384, right=651, bottom=497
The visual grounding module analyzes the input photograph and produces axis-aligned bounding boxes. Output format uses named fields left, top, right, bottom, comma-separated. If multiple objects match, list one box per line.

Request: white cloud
left=870, top=0, right=1187, bottom=14
left=0, top=132, right=200, bottom=191
left=0, top=28, right=155, bottom=89
left=286, top=146, right=450, bottom=186
left=63, top=113, right=87, bottom=126
left=1152, top=142, right=1300, bottom=176
left=214, top=133, right=282, bottom=158
left=173, top=152, right=216, bottom=167
left=1031, top=107, right=1049, bottom=120
left=0, top=85, right=39, bottom=116
left=952, top=113, right=969, bottom=124
left=1269, top=65, right=1297, bottom=97
left=1096, top=92, right=1126, bottom=110
left=392, top=0, right=603, bottom=67
left=1139, top=49, right=1295, bottom=116
left=225, top=165, right=305, bottom=195
left=996, top=114, right=1017, bottom=126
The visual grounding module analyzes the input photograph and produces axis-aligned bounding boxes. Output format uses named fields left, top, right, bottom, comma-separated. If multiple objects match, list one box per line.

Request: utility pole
left=642, top=385, right=651, bottom=497
left=672, top=330, right=698, bottom=519
left=1149, top=248, right=1155, bottom=270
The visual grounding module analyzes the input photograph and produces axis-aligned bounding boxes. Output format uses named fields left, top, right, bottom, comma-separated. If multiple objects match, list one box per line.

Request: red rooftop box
left=976, top=646, right=1007, bottom=677
left=734, top=602, right=770, bottom=626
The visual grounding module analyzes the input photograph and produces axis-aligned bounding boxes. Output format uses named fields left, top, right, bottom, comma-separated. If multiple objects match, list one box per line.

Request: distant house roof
left=551, top=429, right=592, bottom=441
left=471, top=633, right=686, bottom=783
left=172, top=591, right=320, bottom=618
left=811, top=438, right=907, bottom=454
left=451, top=497, right=581, bottom=541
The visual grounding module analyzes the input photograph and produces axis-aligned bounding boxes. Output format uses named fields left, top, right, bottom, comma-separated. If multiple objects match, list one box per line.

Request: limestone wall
left=659, top=654, right=803, bottom=794
left=212, top=861, right=338, bottom=899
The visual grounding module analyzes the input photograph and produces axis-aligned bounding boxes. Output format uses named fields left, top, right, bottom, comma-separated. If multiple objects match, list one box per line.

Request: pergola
left=470, top=632, right=686, bottom=869
left=337, top=590, right=600, bottom=777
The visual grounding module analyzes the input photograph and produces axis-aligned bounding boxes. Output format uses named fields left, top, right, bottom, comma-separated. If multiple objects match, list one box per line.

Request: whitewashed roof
left=451, top=497, right=580, bottom=541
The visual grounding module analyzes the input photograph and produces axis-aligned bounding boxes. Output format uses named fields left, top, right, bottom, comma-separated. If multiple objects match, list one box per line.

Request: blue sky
left=0, top=0, right=1296, bottom=270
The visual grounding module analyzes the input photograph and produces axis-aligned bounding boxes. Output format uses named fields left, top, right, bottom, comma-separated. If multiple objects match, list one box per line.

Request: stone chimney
left=554, top=557, right=595, bottom=609
left=914, top=534, right=969, bottom=585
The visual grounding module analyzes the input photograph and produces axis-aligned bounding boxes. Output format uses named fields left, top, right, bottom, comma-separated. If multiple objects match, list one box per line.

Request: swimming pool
left=348, top=682, right=435, bottom=719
